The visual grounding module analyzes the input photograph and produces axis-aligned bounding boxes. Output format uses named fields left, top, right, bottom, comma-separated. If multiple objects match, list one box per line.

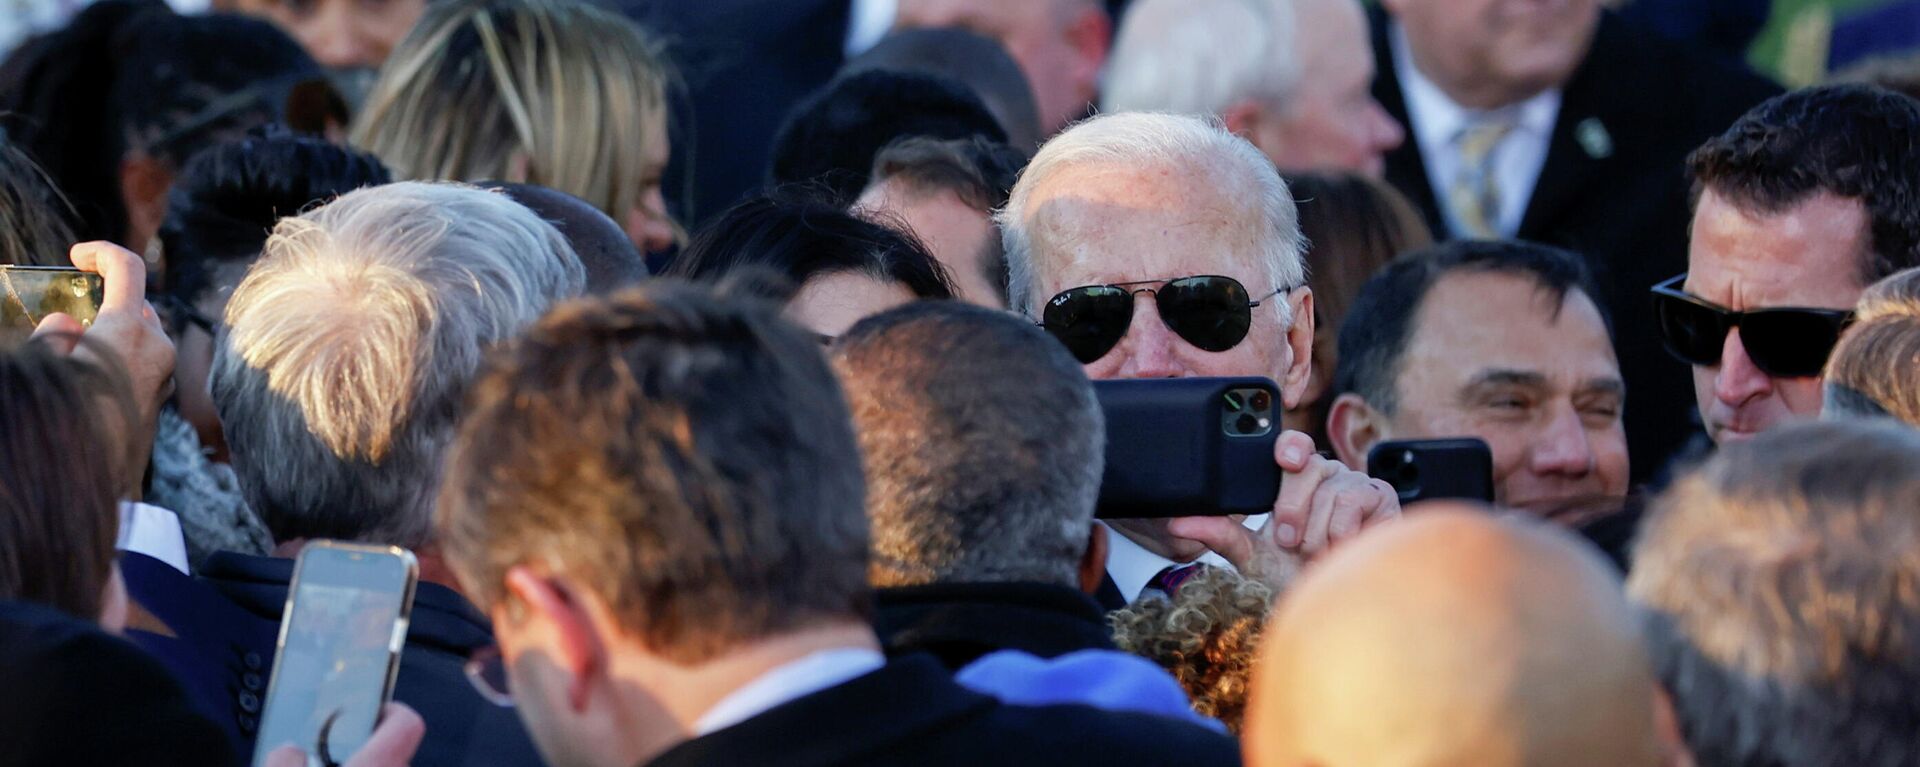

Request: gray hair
left=829, top=302, right=1104, bottom=588
left=1102, top=0, right=1299, bottom=117
left=1825, top=267, right=1920, bottom=427
left=997, top=112, right=1306, bottom=320
left=1627, top=419, right=1920, bottom=767
left=212, top=181, right=585, bottom=547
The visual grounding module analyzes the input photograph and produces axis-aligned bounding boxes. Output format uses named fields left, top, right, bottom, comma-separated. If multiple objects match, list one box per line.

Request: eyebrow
left=1463, top=369, right=1550, bottom=391
left=1576, top=377, right=1628, bottom=398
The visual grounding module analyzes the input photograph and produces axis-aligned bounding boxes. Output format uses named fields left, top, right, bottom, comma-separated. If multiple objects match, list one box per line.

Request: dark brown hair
left=1283, top=172, right=1432, bottom=443
left=0, top=337, right=139, bottom=621
left=438, top=281, right=872, bottom=663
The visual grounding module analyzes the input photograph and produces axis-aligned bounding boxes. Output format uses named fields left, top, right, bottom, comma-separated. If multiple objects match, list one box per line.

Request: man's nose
left=1529, top=403, right=1597, bottom=478
left=1115, top=295, right=1184, bottom=379
left=1713, top=326, right=1774, bottom=407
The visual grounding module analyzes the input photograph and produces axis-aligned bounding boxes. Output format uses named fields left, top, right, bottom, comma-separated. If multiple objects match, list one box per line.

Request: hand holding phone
left=262, top=703, right=424, bottom=767
left=253, top=542, right=419, bottom=767
left=27, top=243, right=176, bottom=466
left=1366, top=438, right=1496, bottom=504
left=0, top=265, right=103, bottom=330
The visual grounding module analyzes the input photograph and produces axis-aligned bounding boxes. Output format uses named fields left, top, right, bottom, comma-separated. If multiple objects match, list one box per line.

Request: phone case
left=1366, top=438, right=1495, bottom=504
left=1094, top=377, right=1283, bottom=519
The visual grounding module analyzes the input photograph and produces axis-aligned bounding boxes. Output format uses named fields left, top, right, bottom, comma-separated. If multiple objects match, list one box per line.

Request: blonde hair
left=1109, top=567, right=1273, bottom=733
left=351, top=0, right=670, bottom=225
left=1826, top=267, right=1920, bottom=426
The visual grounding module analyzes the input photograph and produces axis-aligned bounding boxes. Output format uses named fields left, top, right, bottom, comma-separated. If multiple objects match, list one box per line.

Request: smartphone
left=0, top=265, right=104, bottom=331
left=1095, top=377, right=1283, bottom=519
left=1367, top=438, right=1495, bottom=504
left=252, top=542, right=419, bottom=767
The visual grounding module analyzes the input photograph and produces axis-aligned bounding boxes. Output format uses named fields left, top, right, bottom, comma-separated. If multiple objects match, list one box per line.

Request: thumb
left=348, top=702, right=426, bottom=767
left=1164, top=516, right=1253, bottom=568
left=262, top=746, right=306, bottom=767
left=30, top=312, right=85, bottom=355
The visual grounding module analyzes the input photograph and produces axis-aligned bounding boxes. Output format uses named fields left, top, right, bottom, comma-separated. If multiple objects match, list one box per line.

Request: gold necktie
left=1449, top=117, right=1516, bottom=239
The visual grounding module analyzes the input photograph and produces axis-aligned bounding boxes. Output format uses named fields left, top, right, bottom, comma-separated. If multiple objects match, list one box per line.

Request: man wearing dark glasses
left=1658, top=85, right=1920, bottom=446
left=998, top=112, right=1401, bottom=603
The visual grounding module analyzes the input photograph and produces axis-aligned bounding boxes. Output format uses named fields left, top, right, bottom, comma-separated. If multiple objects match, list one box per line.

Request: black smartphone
left=1094, top=377, right=1282, bottom=519
left=253, top=542, right=419, bottom=766
left=0, top=265, right=104, bottom=331
left=1367, top=437, right=1495, bottom=504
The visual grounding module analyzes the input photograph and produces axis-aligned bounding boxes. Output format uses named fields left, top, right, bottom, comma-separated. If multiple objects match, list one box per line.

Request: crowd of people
left=3, top=0, right=1920, bottom=765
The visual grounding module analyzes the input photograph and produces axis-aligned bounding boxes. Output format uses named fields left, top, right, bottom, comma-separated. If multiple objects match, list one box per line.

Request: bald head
left=1247, top=506, right=1660, bottom=767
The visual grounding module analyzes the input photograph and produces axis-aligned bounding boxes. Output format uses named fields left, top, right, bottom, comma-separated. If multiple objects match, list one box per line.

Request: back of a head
left=490, top=182, right=648, bottom=291
left=1248, top=507, right=1660, bottom=767
left=769, top=69, right=1010, bottom=205
left=351, top=0, right=671, bottom=221
left=212, top=181, right=584, bottom=548
left=1333, top=240, right=1602, bottom=415
left=1688, top=84, right=1920, bottom=285
left=158, top=129, right=392, bottom=308
left=0, top=339, right=136, bottom=624
left=1110, top=566, right=1272, bottom=733
left=1628, top=419, right=1920, bottom=767
left=999, top=111, right=1304, bottom=316
left=0, top=0, right=320, bottom=243
left=844, top=27, right=1043, bottom=149
left=1103, top=0, right=1297, bottom=117
left=667, top=192, right=956, bottom=303
left=829, top=301, right=1102, bottom=588
left=0, top=135, right=76, bottom=267
left=1826, top=267, right=1920, bottom=426
left=439, top=281, right=871, bottom=664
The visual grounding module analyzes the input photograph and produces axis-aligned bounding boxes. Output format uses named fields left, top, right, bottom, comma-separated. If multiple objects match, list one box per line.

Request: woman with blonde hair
left=352, top=0, right=678, bottom=253
left=1825, top=267, right=1920, bottom=427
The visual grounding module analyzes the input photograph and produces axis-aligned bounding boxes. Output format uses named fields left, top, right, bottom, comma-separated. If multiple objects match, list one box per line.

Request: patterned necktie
left=1448, top=115, right=1517, bottom=239
left=1147, top=563, right=1206, bottom=598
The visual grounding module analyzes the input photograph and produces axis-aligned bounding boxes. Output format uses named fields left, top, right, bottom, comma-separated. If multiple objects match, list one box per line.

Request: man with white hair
left=1102, top=0, right=1403, bottom=176
left=1000, top=111, right=1401, bottom=605
left=134, top=182, right=579, bottom=767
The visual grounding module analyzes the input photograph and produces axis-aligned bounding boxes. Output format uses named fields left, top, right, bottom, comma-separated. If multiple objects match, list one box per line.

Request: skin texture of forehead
left=1025, top=158, right=1269, bottom=294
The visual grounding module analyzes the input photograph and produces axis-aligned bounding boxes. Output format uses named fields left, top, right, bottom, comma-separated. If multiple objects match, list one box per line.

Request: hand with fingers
left=262, top=703, right=425, bottom=767
left=31, top=241, right=176, bottom=428
left=1166, top=430, right=1401, bottom=591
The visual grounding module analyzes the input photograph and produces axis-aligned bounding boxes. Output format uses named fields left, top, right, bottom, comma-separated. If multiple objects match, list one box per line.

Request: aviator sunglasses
left=1650, top=274, right=1854, bottom=378
left=1039, top=275, right=1286, bottom=364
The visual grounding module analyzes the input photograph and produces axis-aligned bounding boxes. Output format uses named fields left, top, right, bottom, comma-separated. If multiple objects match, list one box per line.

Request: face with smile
left=1333, top=270, right=1628, bottom=517
left=1685, top=189, right=1868, bottom=443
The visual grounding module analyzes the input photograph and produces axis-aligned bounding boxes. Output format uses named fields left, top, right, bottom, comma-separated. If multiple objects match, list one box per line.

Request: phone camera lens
left=1250, top=390, right=1271, bottom=412
left=1224, top=391, right=1245, bottom=412
left=1235, top=414, right=1259, bottom=435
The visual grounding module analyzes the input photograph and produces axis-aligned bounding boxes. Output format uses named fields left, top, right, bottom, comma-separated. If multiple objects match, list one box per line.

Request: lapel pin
left=1577, top=117, right=1613, bottom=160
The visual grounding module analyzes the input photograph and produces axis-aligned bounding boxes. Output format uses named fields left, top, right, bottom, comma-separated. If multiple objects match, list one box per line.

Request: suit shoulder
left=977, top=704, right=1242, bottom=765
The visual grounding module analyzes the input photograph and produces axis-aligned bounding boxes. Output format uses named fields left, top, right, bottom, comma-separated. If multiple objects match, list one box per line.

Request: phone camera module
left=1222, top=387, right=1276, bottom=437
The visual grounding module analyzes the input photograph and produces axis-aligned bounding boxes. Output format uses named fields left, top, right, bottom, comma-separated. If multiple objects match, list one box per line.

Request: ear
left=1064, top=6, right=1112, bottom=102
left=1280, top=288, right=1316, bottom=410
left=1327, top=392, right=1387, bottom=471
left=1221, top=99, right=1263, bottom=140
left=1077, top=523, right=1110, bottom=595
left=118, top=154, right=174, bottom=254
left=504, top=566, right=606, bottom=713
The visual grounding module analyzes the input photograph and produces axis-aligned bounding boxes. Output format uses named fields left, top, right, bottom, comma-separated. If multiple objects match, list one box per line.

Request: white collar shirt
left=692, top=648, right=887, bottom=736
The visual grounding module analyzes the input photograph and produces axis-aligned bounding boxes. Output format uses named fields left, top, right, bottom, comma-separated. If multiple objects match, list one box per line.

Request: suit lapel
left=1517, top=17, right=1624, bottom=240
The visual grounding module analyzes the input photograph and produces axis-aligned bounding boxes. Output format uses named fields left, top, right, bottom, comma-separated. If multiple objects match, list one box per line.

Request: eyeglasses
left=465, top=645, right=514, bottom=708
left=1650, top=274, right=1854, bottom=378
left=1039, top=275, right=1286, bottom=364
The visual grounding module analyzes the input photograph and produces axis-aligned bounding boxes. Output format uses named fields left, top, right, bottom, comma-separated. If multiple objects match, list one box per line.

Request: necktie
left=1147, top=563, right=1206, bottom=598
left=1448, top=115, right=1517, bottom=239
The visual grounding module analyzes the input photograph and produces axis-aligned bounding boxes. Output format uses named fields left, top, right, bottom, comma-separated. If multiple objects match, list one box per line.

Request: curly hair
left=1108, top=567, right=1273, bottom=733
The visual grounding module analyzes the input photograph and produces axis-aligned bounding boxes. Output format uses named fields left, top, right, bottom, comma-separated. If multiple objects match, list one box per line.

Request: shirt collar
left=1100, top=522, right=1177, bottom=605
left=1392, top=22, right=1562, bottom=145
left=693, top=648, right=886, bottom=736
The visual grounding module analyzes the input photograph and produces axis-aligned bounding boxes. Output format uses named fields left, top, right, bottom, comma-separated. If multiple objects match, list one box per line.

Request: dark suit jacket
left=874, top=581, right=1115, bottom=670
left=0, top=600, right=236, bottom=767
left=646, top=654, right=1241, bottom=767
left=617, top=0, right=851, bottom=231
left=1371, top=11, right=1780, bottom=482
left=126, top=551, right=542, bottom=767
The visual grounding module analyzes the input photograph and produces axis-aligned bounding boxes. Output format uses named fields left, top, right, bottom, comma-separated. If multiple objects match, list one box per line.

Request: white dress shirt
left=1101, top=515, right=1266, bottom=605
left=693, top=648, right=887, bottom=735
left=844, top=0, right=898, bottom=58
left=1392, top=23, right=1560, bottom=240
left=117, top=502, right=191, bottom=575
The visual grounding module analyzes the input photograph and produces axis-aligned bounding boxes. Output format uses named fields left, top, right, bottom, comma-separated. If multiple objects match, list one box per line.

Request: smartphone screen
left=253, top=543, right=418, bottom=766
left=0, top=266, right=104, bottom=331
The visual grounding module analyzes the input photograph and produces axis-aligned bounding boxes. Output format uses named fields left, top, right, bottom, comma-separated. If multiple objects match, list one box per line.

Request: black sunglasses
left=1650, top=274, right=1854, bottom=378
left=1039, top=275, right=1285, bottom=364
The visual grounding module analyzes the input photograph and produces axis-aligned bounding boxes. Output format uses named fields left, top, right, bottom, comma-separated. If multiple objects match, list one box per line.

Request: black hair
left=490, top=182, right=650, bottom=292
left=665, top=191, right=957, bottom=303
left=843, top=27, right=1042, bottom=149
left=1688, top=84, right=1920, bottom=286
left=157, top=128, right=389, bottom=312
left=0, top=133, right=77, bottom=267
left=767, top=69, right=1009, bottom=206
left=1332, top=240, right=1605, bottom=414
left=868, top=135, right=1028, bottom=301
left=0, top=0, right=321, bottom=243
